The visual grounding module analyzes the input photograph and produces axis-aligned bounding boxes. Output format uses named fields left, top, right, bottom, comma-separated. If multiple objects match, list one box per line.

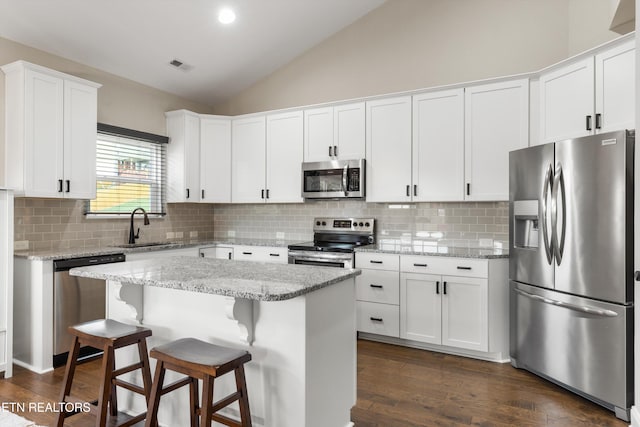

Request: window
left=86, top=124, right=168, bottom=216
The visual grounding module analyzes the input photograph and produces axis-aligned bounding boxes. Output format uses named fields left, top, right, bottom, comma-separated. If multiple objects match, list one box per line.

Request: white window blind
left=87, top=124, right=167, bottom=216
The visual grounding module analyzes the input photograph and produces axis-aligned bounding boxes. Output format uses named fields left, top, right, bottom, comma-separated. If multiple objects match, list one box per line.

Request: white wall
left=214, top=0, right=620, bottom=116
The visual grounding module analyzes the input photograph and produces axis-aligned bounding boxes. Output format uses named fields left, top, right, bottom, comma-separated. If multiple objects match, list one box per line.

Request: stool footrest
left=212, top=412, right=243, bottom=427
left=211, top=391, right=242, bottom=414
left=113, top=378, right=146, bottom=396
left=160, top=377, right=193, bottom=396
left=113, top=361, right=145, bottom=377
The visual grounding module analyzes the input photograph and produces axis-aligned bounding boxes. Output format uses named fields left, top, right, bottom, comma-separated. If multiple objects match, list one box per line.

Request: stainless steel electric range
left=288, top=217, right=375, bottom=268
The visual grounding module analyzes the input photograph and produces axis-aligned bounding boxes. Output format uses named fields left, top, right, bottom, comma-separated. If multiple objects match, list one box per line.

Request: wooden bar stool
left=144, top=338, right=252, bottom=427
left=56, top=319, right=153, bottom=427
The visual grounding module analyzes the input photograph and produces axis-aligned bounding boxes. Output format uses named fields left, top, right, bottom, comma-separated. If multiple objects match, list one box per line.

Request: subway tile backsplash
left=212, top=200, right=509, bottom=249
left=14, top=199, right=508, bottom=251
left=14, top=198, right=216, bottom=251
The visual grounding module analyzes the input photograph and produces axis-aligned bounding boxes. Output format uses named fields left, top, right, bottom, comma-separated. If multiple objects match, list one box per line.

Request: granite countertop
left=356, top=239, right=509, bottom=259
left=69, top=256, right=360, bottom=301
left=14, top=238, right=301, bottom=261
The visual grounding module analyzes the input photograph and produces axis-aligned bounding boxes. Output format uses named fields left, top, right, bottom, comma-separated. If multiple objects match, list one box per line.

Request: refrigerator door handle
left=514, top=288, right=618, bottom=317
left=541, top=164, right=553, bottom=264
left=551, top=164, right=567, bottom=265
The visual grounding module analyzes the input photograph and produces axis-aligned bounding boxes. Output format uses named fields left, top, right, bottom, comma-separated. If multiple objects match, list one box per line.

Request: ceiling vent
left=169, top=59, right=192, bottom=71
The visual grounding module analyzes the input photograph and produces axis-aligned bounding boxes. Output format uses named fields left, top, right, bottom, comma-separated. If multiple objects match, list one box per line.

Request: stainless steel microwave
left=301, top=159, right=365, bottom=199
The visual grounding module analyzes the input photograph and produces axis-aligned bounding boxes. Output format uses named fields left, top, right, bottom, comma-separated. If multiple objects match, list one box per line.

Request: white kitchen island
left=70, top=256, right=360, bottom=427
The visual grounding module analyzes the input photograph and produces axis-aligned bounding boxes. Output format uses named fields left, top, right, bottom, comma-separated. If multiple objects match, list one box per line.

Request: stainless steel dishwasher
left=53, top=253, right=126, bottom=367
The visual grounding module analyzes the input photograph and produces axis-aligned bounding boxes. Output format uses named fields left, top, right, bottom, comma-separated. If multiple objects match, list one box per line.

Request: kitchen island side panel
left=107, top=277, right=357, bottom=427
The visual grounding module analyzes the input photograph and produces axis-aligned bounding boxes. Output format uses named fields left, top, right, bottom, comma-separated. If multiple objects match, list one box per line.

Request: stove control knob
left=316, top=221, right=321, bottom=226
left=321, top=221, right=326, bottom=226
left=365, top=222, right=370, bottom=227
left=359, top=222, right=364, bottom=227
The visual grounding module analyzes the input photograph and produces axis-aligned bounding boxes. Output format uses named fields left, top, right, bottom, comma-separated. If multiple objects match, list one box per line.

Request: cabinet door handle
left=369, top=260, right=383, bottom=264
left=466, top=183, right=470, bottom=196
left=186, top=188, right=190, bottom=199
left=413, top=263, right=428, bottom=267
left=370, top=317, right=383, bottom=322
left=586, top=115, right=592, bottom=131
left=406, top=185, right=410, bottom=197
left=200, top=253, right=205, bottom=258
left=261, top=189, right=265, bottom=199
left=269, top=253, right=280, bottom=257
left=457, top=266, right=472, bottom=270
left=228, top=252, right=232, bottom=260
left=201, top=189, right=205, bottom=199
left=595, top=113, right=602, bottom=129
left=65, top=180, right=70, bottom=193
left=242, top=251, right=252, bottom=255
left=413, top=184, right=417, bottom=197
left=58, top=179, right=63, bottom=193
left=334, top=145, right=338, bottom=157
left=436, top=281, right=440, bottom=294
left=370, top=284, right=383, bottom=289
left=329, top=146, right=333, bottom=157
left=266, top=189, right=270, bottom=199
left=443, top=281, right=447, bottom=295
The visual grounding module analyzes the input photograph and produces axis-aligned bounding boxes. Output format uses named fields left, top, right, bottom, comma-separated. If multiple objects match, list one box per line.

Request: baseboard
left=358, top=333, right=510, bottom=363
left=12, top=359, right=53, bottom=375
left=630, top=405, right=640, bottom=427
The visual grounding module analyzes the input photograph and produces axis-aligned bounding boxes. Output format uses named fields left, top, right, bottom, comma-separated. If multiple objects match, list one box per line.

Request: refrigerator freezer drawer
left=510, top=281, right=632, bottom=419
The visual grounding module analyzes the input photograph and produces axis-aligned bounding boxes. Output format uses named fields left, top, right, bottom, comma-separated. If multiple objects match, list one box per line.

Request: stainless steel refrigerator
left=509, top=129, right=634, bottom=421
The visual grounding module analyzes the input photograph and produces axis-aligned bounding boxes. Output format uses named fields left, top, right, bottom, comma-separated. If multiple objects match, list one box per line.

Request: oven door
left=288, top=250, right=354, bottom=269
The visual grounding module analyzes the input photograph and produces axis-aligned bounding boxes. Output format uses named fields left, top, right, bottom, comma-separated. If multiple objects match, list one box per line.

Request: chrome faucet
left=128, top=207, right=150, bottom=244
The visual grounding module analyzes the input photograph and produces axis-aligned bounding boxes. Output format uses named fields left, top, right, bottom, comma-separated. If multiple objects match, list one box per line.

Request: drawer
left=401, top=255, right=488, bottom=278
left=357, top=301, right=400, bottom=337
left=355, top=252, right=400, bottom=271
left=233, top=246, right=288, bottom=263
left=356, top=270, right=399, bottom=305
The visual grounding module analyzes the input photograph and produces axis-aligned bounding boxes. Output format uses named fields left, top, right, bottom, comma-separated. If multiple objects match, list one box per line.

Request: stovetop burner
left=288, top=217, right=375, bottom=253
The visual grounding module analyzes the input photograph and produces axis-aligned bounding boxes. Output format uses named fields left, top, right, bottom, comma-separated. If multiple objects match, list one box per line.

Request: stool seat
left=56, top=319, right=153, bottom=427
left=72, top=319, right=151, bottom=341
left=151, top=338, right=251, bottom=377
left=145, top=338, right=252, bottom=427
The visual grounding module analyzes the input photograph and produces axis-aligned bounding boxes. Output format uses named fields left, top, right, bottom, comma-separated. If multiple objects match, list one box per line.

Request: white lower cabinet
left=199, top=246, right=234, bottom=260
left=233, top=245, right=288, bottom=263
left=357, top=252, right=508, bottom=362
left=355, top=253, right=400, bottom=337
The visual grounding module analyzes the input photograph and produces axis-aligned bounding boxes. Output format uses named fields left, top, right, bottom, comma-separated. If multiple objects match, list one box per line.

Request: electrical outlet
left=228, top=230, right=236, bottom=237
left=190, top=231, right=198, bottom=238
left=14, top=240, right=28, bottom=251
left=276, top=232, right=285, bottom=240
left=175, top=231, right=184, bottom=238
left=166, top=232, right=175, bottom=239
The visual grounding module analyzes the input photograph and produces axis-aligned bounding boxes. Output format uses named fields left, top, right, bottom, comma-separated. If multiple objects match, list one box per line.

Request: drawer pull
left=369, top=260, right=383, bottom=264
left=457, top=266, right=472, bottom=270
left=242, top=252, right=253, bottom=255
left=370, top=317, right=384, bottom=322
left=369, top=284, right=383, bottom=289
left=269, top=253, right=280, bottom=257
left=413, top=263, right=428, bottom=267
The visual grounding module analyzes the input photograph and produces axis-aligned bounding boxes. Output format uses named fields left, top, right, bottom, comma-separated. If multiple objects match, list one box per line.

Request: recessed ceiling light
left=218, top=8, right=236, bottom=24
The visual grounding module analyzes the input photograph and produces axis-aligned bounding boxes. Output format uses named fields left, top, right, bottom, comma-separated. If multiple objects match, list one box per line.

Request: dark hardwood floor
left=0, top=339, right=628, bottom=426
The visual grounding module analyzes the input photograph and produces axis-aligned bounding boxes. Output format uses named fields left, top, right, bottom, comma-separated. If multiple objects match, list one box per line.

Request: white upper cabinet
left=231, top=112, right=303, bottom=204
left=538, top=39, right=634, bottom=144
left=166, top=110, right=201, bottom=202
left=304, top=102, right=365, bottom=162
left=2, top=61, right=100, bottom=199
left=412, top=89, right=465, bottom=202
left=200, top=116, right=231, bottom=203
left=232, top=116, right=266, bottom=203
left=365, top=96, right=412, bottom=202
left=266, top=110, right=304, bottom=203
left=464, top=79, right=529, bottom=201
left=594, top=40, right=635, bottom=133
